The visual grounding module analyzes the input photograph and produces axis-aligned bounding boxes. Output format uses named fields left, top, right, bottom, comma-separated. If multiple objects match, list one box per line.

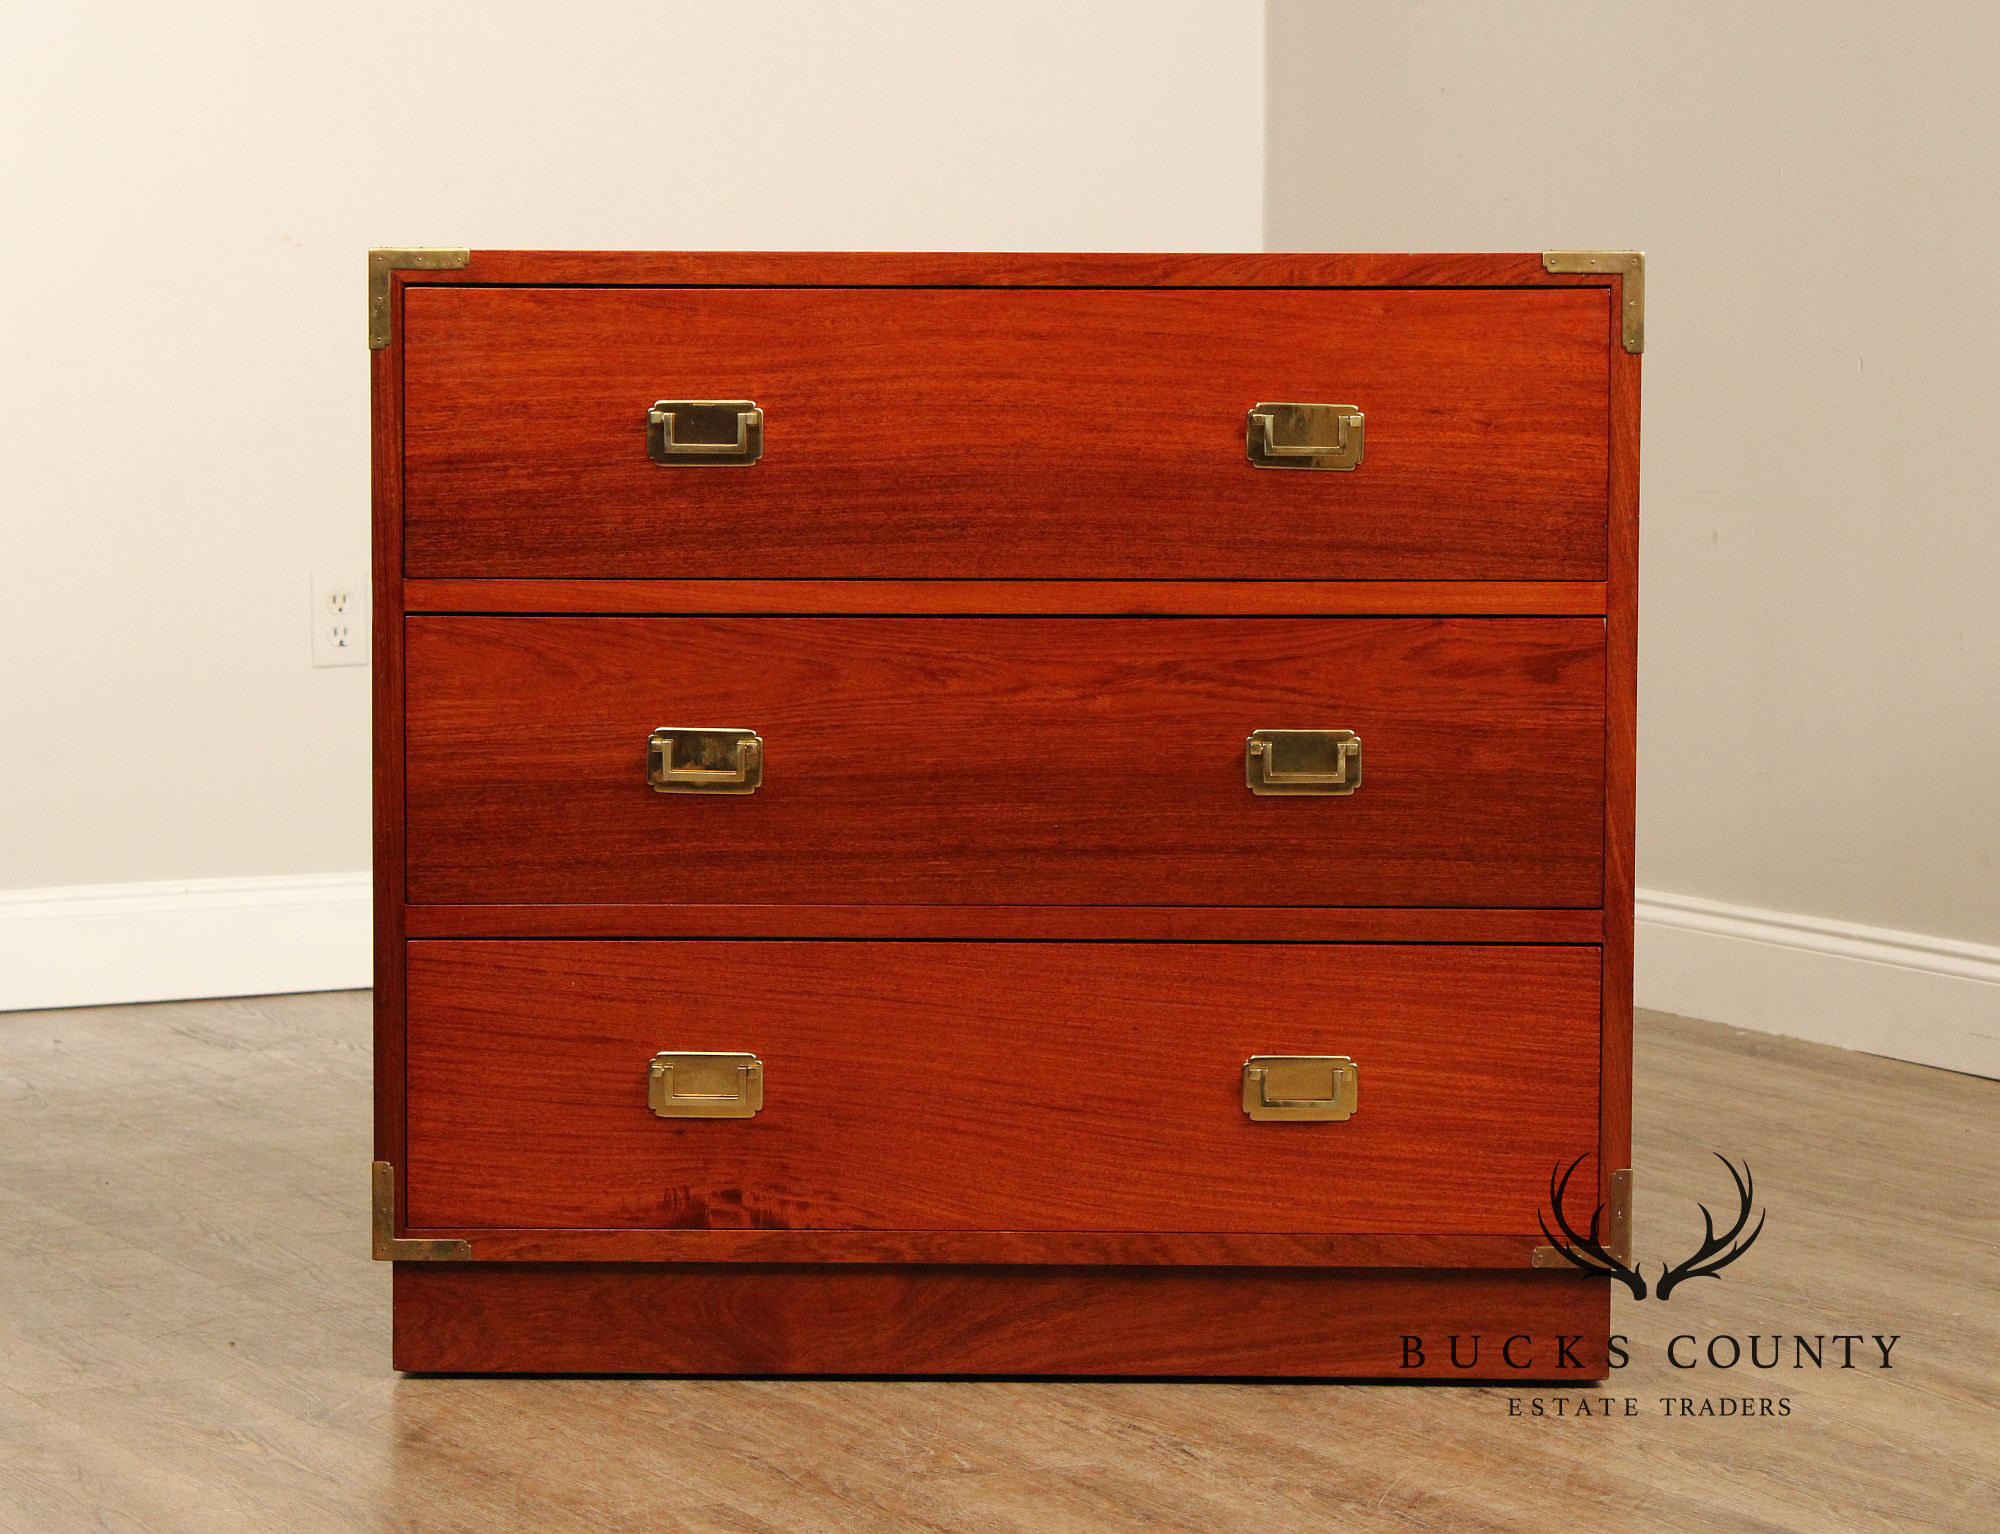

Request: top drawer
left=402, top=287, right=1610, bottom=580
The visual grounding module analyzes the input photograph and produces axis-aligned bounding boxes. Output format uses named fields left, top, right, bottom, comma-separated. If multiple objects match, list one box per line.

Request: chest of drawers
left=369, top=250, right=1640, bottom=1378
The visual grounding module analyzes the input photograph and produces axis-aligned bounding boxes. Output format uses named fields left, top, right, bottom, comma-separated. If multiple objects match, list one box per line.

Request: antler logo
left=1538, top=1153, right=1765, bottom=1301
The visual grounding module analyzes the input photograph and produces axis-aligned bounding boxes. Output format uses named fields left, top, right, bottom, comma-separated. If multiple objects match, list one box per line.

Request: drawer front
left=404, top=941, right=1602, bottom=1233
left=402, top=287, right=1609, bottom=580
left=405, top=616, right=1606, bottom=908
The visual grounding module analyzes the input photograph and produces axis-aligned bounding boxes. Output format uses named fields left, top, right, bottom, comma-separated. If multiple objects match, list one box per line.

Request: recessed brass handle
left=1246, top=402, right=1364, bottom=471
left=649, top=1052, right=763, bottom=1119
left=1246, top=729, right=1361, bottom=796
left=647, top=399, right=764, bottom=465
left=648, top=728, right=763, bottom=794
left=1242, top=1056, right=1358, bottom=1122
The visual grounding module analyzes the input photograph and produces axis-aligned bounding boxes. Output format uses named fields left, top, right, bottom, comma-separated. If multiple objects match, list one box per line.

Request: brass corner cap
left=1531, top=1166, right=1635, bottom=1268
left=1542, top=250, right=1645, bottom=353
left=367, top=248, right=470, bottom=349
left=371, top=1160, right=471, bottom=1260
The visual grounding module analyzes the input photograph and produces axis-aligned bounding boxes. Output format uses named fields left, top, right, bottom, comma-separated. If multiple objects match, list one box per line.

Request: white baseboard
left=1636, top=889, right=2000, bottom=1079
left=5, top=875, right=1994, bottom=1078
left=0, top=874, right=371, bottom=1013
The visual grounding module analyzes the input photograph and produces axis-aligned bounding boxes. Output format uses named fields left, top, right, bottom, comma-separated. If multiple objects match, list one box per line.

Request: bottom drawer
left=404, top=941, right=1600, bottom=1236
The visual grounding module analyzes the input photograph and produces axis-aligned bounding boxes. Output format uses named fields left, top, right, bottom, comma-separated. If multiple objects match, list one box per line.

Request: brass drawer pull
left=649, top=1052, right=763, bottom=1118
left=646, top=399, right=764, bottom=466
left=1242, top=1056, right=1358, bottom=1122
left=1246, top=402, right=1364, bottom=471
left=1245, top=729, right=1361, bottom=795
left=648, top=728, right=763, bottom=794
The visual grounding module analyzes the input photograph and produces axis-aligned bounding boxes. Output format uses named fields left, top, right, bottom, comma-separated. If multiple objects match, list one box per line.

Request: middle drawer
left=405, top=616, right=1605, bottom=908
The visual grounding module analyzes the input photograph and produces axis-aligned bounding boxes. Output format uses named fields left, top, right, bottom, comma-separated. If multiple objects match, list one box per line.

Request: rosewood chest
left=369, top=249, right=1641, bottom=1378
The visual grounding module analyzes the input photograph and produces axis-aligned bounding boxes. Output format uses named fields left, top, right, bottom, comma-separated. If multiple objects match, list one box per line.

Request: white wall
left=12, top=0, right=1996, bottom=1072
left=0, top=1, right=1265, bottom=1008
left=1266, top=0, right=2000, bottom=1072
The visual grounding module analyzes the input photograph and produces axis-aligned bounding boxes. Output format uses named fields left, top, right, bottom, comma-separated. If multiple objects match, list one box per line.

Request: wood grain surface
left=401, top=286, right=1608, bottom=580
left=402, top=941, right=1601, bottom=1236
left=401, top=904, right=1604, bottom=942
left=392, top=1264, right=1608, bottom=1379
left=409, top=249, right=1594, bottom=288
left=399, top=1228, right=1547, bottom=1268
left=401, top=578, right=1611, bottom=616
left=366, top=252, right=1643, bottom=1386
left=370, top=299, right=407, bottom=1182
left=403, top=616, right=1606, bottom=909
left=1599, top=302, right=1642, bottom=1220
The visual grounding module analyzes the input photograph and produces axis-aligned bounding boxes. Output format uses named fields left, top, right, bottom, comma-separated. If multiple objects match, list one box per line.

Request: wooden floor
left=1, top=994, right=1993, bottom=1532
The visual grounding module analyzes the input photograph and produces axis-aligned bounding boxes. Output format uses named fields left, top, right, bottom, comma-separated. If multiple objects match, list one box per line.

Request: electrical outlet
left=312, top=572, right=370, bottom=667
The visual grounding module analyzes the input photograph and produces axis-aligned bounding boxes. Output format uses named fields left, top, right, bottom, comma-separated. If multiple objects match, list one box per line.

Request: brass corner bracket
left=367, top=248, right=470, bottom=350
left=371, top=1161, right=471, bottom=1261
left=1532, top=1167, right=1634, bottom=1269
left=1543, top=250, right=1645, bottom=353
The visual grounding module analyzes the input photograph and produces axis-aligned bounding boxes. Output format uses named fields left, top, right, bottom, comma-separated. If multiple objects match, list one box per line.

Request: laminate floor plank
left=1, top=992, right=1993, bottom=1532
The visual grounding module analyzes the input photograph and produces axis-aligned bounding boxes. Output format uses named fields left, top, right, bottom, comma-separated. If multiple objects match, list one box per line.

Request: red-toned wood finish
left=402, top=904, right=1603, bottom=942
left=402, top=579, right=1610, bottom=616
left=402, top=287, right=1608, bottom=580
left=396, top=1229, right=1547, bottom=1268
left=1601, top=278, right=1642, bottom=1222
left=405, top=250, right=1597, bottom=288
left=404, top=616, right=1606, bottom=909
left=403, top=941, right=1601, bottom=1235
left=373, top=251, right=1640, bottom=1377
left=370, top=282, right=406, bottom=1186
left=394, top=1264, right=1610, bottom=1379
